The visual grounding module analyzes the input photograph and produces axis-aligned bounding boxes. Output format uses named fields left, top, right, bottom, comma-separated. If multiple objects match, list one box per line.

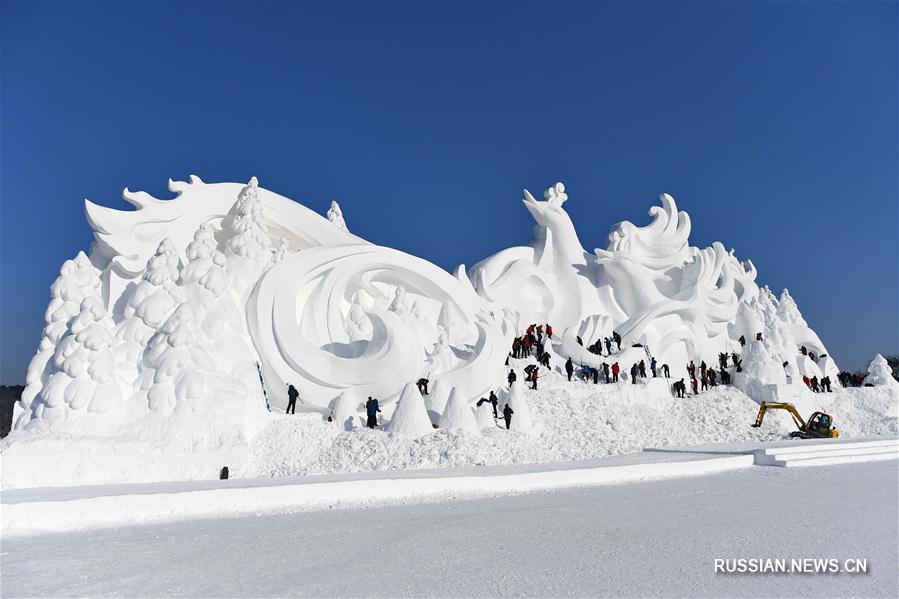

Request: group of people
left=579, top=331, right=622, bottom=357
left=802, top=375, right=832, bottom=393
left=286, top=328, right=854, bottom=429
left=510, top=323, right=553, bottom=360
left=838, top=371, right=867, bottom=387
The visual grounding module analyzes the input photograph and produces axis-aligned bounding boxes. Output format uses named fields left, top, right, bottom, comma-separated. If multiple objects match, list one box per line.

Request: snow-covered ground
left=3, top=362, right=896, bottom=488
left=250, top=363, right=897, bottom=478
left=3, top=460, right=895, bottom=598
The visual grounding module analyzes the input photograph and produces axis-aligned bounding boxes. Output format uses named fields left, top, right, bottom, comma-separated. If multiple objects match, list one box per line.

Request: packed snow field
left=251, top=365, right=898, bottom=478
left=4, top=461, right=895, bottom=598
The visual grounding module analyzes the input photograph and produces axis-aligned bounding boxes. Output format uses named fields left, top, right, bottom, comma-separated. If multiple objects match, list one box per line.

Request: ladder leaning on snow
left=256, top=361, right=271, bottom=412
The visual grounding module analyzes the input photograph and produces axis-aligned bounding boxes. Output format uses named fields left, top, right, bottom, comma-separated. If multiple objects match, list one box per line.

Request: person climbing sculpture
left=416, top=377, right=429, bottom=395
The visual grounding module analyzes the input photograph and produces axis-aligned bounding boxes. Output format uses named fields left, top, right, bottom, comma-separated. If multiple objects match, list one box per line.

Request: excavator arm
left=751, top=402, right=807, bottom=431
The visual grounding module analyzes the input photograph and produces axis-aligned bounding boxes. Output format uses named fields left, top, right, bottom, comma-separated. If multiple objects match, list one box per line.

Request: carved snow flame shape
left=604, top=193, right=692, bottom=271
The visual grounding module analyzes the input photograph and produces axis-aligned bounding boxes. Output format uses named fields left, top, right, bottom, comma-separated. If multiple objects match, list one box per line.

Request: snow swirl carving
left=248, top=244, right=510, bottom=410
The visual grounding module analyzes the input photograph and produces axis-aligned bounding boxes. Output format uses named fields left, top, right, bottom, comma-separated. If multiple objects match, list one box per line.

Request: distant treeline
left=1, top=385, right=23, bottom=438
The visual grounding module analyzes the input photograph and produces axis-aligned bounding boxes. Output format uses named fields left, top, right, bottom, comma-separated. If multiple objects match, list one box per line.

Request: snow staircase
left=753, top=438, right=899, bottom=468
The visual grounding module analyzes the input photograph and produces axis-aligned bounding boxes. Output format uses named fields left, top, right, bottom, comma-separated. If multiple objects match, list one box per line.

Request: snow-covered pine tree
left=225, top=176, right=273, bottom=298
left=113, top=239, right=184, bottom=384
left=18, top=297, right=124, bottom=431
left=18, top=251, right=102, bottom=426
left=179, top=222, right=258, bottom=385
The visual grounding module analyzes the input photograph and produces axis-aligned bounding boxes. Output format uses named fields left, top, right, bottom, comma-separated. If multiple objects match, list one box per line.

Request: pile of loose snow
left=3, top=360, right=895, bottom=488
left=250, top=363, right=898, bottom=478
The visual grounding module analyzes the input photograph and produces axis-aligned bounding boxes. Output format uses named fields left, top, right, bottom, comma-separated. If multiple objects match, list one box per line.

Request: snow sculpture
left=19, top=251, right=102, bottom=425
left=328, top=391, right=360, bottom=431
left=424, top=378, right=450, bottom=424
left=864, top=354, right=899, bottom=390
left=739, top=340, right=787, bottom=386
left=18, top=297, right=124, bottom=432
left=13, top=175, right=839, bottom=444
left=327, top=200, right=348, bottom=231
left=437, top=388, right=480, bottom=434
left=385, top=382, right=434, bottom=437
left=474, top=401, right=496, bottom=430
left=505, top=382, right=534, bottom=433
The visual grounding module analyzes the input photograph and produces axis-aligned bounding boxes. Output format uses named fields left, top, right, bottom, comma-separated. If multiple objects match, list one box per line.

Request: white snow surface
left=3, top=462, right=896, bottom=598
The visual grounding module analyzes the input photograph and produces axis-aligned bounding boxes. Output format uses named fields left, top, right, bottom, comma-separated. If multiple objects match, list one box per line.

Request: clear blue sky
left=1, top=1, right=896, bottom=384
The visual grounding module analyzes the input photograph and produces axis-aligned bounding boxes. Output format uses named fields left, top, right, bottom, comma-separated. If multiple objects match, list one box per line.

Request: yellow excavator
left=751, top=402, right=839, bottom=439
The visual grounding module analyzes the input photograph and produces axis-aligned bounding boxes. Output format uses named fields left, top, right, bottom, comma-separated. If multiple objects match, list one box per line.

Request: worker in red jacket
left=611, top=362, right=620, bottom=383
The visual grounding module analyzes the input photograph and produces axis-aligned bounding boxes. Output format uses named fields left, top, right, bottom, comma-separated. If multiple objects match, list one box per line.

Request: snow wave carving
left=248, top=243, right=510, bottom=410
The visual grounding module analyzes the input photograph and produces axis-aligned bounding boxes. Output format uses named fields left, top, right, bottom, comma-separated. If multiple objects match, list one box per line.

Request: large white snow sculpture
left=13, top=175, right=839, bottom=444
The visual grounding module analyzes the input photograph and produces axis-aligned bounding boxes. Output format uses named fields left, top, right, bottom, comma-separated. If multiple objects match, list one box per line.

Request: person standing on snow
left=546, top=324, right=553, bottom=338
left=638, top=360, right=646, bottom=378
left=662, top=363, right=670, bottom=378
left=612, top=362, right=620, bottom=382
left=489, top=390, right=499, bottom=418
left=691, top=377, right=698, bottom=394
left=508, top=369, right=517, bottom=387
left=630, top=363, right=638, bottom=384
left=286, top=383, right=300, bottom=414
left=365, top=396, right=381, bottom=429
left=565, top=357, right=574, bottom=381
left=529, top=367, right=539, bottom=390
left=650, top=357, right=657, bottom=377
left=503, top=403, right=514, bottom=430
left=602, top=362, right=610, bottom=383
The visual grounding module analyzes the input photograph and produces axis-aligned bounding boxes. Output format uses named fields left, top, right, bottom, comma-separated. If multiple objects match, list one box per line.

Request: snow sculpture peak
left=385, top=383, right=434, bottom=437
left=601, top=193, right=692, bottom=271
left=506, top=382, right=534, bottom=433
left=437, top=388, right=480, bottom=434
left=225, top=176, right=272, bottom=262
left=864, top=354, right=898, bottom=389
left=327, top=200, right=348, bottom=231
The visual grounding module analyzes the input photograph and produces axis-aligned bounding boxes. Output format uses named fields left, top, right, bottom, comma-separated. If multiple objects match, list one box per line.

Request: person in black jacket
left=286, top=384, right=299, bottom=414
left=365, top=397, right=381, bottom=429
left=507, top=369, right=517, bottom=386
left=565, top=357, right=574, bottom=381
left=503, top=403, right=514, bottom=429
left=489, top=390, right=499, bottom=418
